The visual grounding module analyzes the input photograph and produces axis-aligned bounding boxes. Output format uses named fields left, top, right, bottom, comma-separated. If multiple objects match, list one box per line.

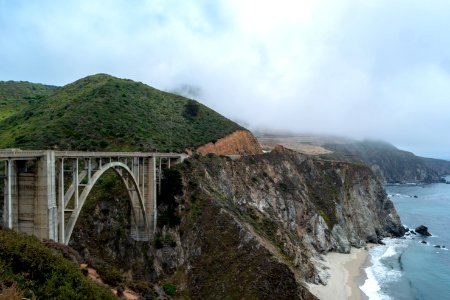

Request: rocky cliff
left=160, top=146, right=403, bottom=298
left=57, top=146, right=404, bottom=299
left=196, top=129, right=263, bottom=155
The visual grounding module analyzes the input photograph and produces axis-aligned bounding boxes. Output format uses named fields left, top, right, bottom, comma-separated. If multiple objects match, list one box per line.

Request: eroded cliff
left=163, top=146, right=404, bottom=297
left=195, top=129, right=263, bottom=155
left=66, top=146, right=404, bottom=299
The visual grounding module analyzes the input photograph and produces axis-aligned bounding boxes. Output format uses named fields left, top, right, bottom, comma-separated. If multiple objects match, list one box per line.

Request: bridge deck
left=0, top=150, right=187, bottom=160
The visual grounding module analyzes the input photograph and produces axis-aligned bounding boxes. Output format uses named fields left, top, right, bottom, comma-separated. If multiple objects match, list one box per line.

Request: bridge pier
left=1, top=150, right=186, bottom=245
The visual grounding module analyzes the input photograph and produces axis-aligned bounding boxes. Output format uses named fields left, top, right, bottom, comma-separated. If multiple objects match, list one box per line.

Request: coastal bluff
left=148, top=145, right=405, bottom=298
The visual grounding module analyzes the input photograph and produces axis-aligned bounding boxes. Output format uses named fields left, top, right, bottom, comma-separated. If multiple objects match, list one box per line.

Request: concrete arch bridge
left=0, top=150, right=186, bottom=245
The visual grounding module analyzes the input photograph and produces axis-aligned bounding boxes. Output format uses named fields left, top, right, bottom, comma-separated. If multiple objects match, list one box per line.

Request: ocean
left=360, top=178, right=450, bottom=300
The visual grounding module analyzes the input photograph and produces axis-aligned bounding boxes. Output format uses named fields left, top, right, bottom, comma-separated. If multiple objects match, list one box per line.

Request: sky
left=1, top=0, right=450, bottom=159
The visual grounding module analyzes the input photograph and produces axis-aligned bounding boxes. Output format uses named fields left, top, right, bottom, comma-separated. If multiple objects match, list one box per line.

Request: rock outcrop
left=196, top=129, right=263, bottom=155
left=415, top=225, right=432, bottom=236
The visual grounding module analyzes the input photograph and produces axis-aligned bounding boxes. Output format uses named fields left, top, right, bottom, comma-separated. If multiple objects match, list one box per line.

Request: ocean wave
left=360, top=238, right=410, bottom=299
left=391, top=193, right=412, bottom=198
left=381, top=245, right=398, bottom=258
left=360, top=266, right=388, bottom=300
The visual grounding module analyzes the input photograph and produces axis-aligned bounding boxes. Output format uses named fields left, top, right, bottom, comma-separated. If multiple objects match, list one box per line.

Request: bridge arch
left=64, top=161, right=149, bottom=244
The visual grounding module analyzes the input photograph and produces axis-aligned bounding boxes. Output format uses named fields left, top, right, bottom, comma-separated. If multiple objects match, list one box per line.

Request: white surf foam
left=360, top=266, right=387, bottom=300
left=381, top=245, right=397, bottom=258
left=360, top=238, right=409, bottom=299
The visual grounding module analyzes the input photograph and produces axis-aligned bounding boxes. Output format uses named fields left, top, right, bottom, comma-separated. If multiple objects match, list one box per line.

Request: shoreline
left=308, top=245, right=374, bottom=300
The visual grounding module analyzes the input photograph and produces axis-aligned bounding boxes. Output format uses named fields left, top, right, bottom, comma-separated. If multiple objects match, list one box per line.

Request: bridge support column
left=145, top=157, right=157, bottom=234
left=130, top=157, right=147, bottom=241
left=3, top=159, right=16, bottom=229
left=35, top=151, right=57, bottom=241
left=58, top=158, right=65, bottom=244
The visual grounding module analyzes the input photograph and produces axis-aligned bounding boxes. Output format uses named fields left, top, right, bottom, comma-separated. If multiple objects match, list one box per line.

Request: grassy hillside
left=0, top=81, right=58, bottom=121
left=0, top=74, right=242, bottom=152
left=0, top=228, right=115, bottom=299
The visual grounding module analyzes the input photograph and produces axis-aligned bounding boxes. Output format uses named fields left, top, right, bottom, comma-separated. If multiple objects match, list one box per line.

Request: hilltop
left=0, top=74, right=246, bottom=152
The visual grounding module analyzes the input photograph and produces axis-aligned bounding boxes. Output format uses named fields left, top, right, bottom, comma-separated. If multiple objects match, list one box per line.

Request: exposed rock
left=415, top=225, right=432, bottom=236
left=196, top=129, right=263, bottom=155
left=421, top=240, right=427, bottom=244
left=176, top=146, right=404, bottom=296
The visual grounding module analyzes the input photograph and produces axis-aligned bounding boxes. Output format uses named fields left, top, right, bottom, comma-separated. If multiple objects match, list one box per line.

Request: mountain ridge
left=0, top=74, right=247, bottom=153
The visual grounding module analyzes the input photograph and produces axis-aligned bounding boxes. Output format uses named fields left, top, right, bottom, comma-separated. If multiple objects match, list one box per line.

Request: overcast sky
left=1, top=0, right=450, bottom=159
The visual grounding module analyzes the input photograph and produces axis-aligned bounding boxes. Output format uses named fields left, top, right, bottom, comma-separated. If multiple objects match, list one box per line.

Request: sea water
left=360, top=178, right=450, bottom=300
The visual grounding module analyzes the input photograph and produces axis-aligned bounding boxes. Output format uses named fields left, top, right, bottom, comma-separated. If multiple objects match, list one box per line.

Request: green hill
left=0, top=74, right=242, bottom=152
left=0, top=81, right=58, bottom=121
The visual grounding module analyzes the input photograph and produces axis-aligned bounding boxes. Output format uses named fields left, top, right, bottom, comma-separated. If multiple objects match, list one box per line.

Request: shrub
left=95, top=263, right=125, bottom=287
left=183, top=100, right=199, bottom=118
left=163, top=283, right=177, bottom=296
left=154, top=235, right=164, bottom=249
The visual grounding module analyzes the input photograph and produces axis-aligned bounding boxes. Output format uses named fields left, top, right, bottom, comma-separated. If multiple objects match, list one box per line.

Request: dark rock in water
left=411, top=231, right=417, bottom=235
left=421, top=240, right=427, bottom=244
left=434, top=245, right=441, bottom=248
left=415, top=225, right=432, bottom=236
left=414, top=195, right=418, bottom=198
left=405, top=232, right=410, bottom=236
left=439, top=177, right=447, bottom=183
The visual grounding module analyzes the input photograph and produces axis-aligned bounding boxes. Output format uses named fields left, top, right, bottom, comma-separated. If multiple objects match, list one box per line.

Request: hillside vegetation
left=0, top=74, right=242, bottom=152
left=0, top=228, right=115, bottom=299
left=0, top=81, right=58, bottom=121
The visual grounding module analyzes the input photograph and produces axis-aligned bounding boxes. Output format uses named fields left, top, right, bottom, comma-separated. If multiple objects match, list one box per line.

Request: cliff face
left=64, top=146, right=404, bottom=299
left=171, top=146, right=404, bottom=296
left=196, top=129, right=263, bottom=155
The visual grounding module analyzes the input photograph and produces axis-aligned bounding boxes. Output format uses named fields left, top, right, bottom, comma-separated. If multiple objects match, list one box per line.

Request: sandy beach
left=308, top=246, right=372, bottom=300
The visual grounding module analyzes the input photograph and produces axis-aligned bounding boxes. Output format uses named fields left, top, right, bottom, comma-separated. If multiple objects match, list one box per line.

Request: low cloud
left=1, top=0, right=450, bottom=158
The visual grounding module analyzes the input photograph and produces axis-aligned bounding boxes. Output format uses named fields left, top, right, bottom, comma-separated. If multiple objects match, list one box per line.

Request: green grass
left=0, top=74, right=242, bottom=152
left=0, top=80, right=58, bottom=122
left=0, top=228, right=115, bottom=299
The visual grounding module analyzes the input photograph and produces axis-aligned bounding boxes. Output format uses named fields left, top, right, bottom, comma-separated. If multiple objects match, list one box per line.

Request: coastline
left=308, top=245, right=373, bottom=300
